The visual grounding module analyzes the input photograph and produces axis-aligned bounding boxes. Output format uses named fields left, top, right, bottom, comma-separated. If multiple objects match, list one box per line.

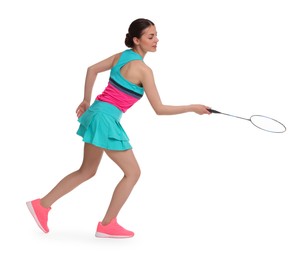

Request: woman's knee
left=127, top=166, right=141, bottom=183
left=135, top=167, right=141, bottom=181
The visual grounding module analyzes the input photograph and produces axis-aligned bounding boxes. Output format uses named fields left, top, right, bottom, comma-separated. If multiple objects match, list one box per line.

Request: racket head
left=249, top=115, right=286, bottom=133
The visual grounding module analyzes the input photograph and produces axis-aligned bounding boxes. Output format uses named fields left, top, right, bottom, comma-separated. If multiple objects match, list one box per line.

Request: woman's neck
left=132, top=48, right=146, bottom=59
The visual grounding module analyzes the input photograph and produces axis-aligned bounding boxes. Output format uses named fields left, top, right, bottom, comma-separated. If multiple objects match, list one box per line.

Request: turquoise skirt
left=76, top=100, right=132, bottom=150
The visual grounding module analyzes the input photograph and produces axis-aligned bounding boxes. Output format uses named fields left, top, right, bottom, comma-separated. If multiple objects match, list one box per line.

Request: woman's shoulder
left=115, top=49, right=153, bottom=74
left=112, top=52, right=123, bottom=66
left=132, top=59, right=152, bottom=74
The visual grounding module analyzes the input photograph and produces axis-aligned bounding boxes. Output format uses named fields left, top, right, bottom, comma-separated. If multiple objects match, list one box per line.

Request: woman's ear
left=133, top=37, right=140, bottom=46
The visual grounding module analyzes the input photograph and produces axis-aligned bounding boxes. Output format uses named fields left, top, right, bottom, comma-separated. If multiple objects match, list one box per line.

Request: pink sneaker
left=26, top=199, right=51, bottom=233
left=95, top=218, right=134, bottom=238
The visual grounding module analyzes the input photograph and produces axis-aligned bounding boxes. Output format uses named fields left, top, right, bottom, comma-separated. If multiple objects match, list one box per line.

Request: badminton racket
left=207, top=108, right=286, bottom=133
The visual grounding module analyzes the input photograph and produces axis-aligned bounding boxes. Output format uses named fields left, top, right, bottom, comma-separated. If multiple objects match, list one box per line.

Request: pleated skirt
left=76, top=100, right=132, bottom=150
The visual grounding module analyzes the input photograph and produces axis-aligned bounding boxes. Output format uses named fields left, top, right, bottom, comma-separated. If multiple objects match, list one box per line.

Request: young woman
left=26, top=18, right=211, bottom=238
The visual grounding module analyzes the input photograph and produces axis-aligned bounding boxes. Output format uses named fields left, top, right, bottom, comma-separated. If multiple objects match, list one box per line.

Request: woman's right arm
left=76, top=53, right=120, bottom=118
left=83, top=53, right=120, bottom=103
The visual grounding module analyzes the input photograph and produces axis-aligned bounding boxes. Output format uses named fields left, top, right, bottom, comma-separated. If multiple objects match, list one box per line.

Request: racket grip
left=207, top=108, right=220, bottom=113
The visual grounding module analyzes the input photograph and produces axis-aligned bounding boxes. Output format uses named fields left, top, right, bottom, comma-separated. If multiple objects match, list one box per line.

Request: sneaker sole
left=95, top=232, right=133, bottom=238
left=26, top=201, right=48, bottom=233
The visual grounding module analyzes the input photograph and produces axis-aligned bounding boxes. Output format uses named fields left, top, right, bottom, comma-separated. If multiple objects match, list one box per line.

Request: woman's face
left=137, top=25, right=159, bottom=52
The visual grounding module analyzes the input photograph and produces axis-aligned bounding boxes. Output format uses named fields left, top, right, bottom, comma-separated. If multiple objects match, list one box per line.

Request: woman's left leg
left=101, top=149, right=141, bottom=225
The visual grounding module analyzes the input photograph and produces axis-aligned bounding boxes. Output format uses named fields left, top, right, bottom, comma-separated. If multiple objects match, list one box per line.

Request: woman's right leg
left=40, top=143, right=104, bottom=208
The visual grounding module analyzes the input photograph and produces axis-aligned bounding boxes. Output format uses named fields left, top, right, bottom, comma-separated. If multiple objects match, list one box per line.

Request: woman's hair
left=125, top=18, right=155, bottom=48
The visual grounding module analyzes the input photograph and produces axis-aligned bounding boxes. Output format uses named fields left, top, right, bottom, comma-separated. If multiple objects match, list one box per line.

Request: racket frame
left=207, top=108, right=286, bottom=133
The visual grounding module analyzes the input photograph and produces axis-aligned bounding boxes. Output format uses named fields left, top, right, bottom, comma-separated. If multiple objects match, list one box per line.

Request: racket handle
left=207, top=108, right=221, bottom=113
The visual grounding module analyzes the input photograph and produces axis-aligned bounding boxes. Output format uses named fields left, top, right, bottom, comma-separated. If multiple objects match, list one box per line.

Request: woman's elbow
left=87, top=65, right=98, bottom=75
left=154, top=107, right=165, bottom=115
left=150, top=102, right=166, bottom=115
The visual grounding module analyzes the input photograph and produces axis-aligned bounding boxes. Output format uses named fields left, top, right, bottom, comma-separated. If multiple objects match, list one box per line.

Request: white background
left=1, top=0, right=303, bottom=259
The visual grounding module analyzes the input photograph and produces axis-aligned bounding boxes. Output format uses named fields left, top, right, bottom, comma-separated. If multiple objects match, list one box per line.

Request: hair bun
left=125, top=33, right=133, bottom=48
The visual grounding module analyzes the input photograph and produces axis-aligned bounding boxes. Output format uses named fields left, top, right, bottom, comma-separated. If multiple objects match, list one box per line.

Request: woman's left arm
left=142, top=66, right=210, bottom=116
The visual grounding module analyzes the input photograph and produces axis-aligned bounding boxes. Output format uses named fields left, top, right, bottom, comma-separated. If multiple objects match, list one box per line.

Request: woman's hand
left=76, top=100, right=90, bottom=118
left=190, top=104, right=211, bottom=115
